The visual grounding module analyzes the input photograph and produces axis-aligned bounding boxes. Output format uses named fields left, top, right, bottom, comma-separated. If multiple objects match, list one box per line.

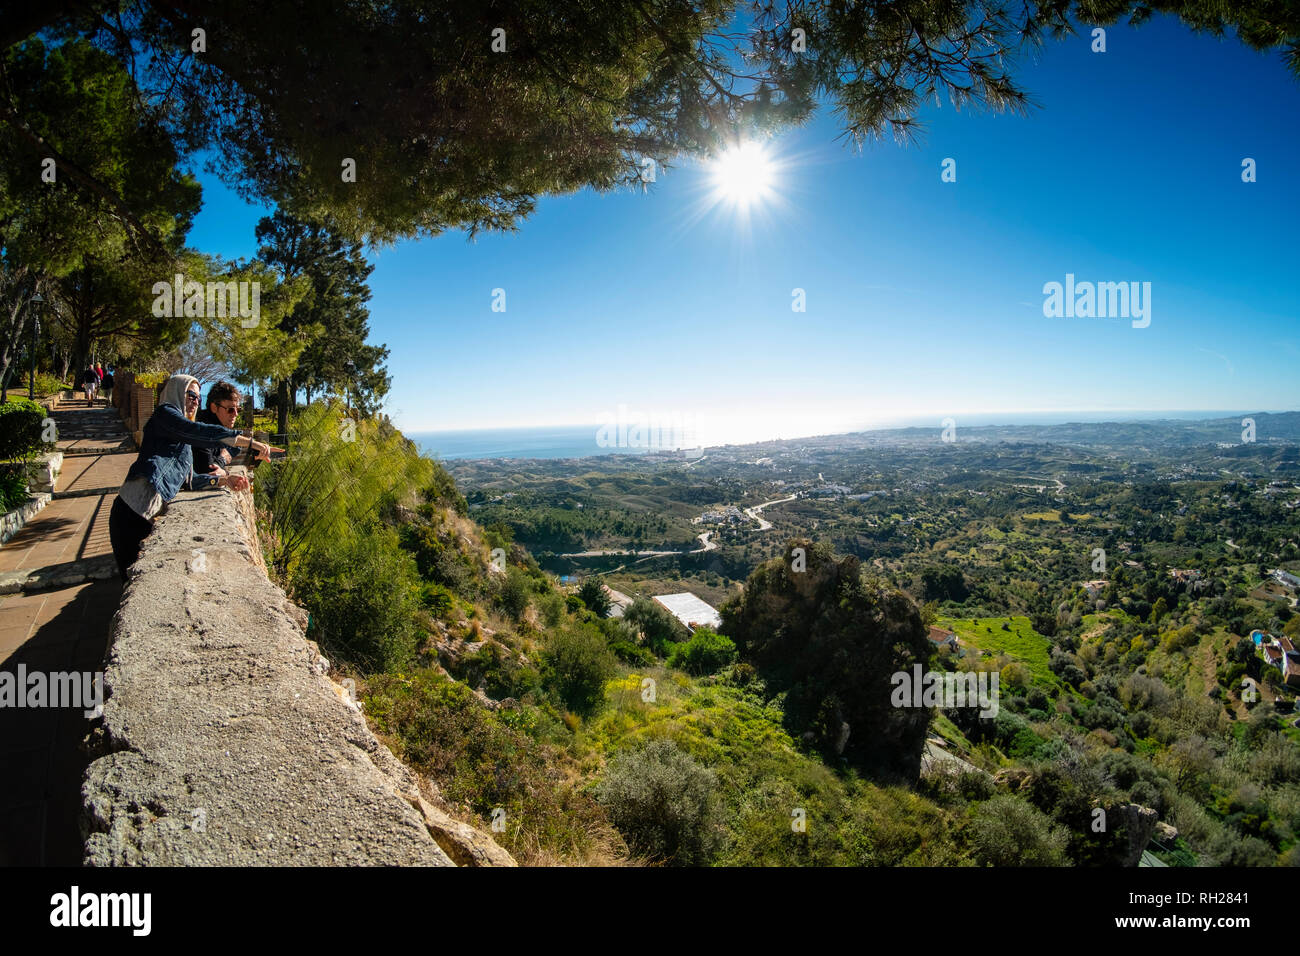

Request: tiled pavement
left=53, top=453, right=132, bottom=497
left=0, top=580, right=122, bottom=865
left=0, top=493, right=115, bottom=574
left=0, top=400, right=134, bottom=865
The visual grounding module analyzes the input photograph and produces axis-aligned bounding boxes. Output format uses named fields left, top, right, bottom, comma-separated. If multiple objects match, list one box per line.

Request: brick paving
left=0, top=399, right=135, bottom=865
left=54, top=453, right=133, bottom=496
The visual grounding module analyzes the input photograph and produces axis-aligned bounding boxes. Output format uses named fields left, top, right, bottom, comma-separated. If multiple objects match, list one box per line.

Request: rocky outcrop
left=1114, top=804, right=1160, bottom=867
left=81, top=477, right=512, bottom=866
left=415, top=797, right=517, bottom=867
left=992, top=767, right=1032, bottom=791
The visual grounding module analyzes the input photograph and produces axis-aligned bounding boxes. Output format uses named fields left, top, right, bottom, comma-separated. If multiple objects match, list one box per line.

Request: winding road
left=1012, top=475, right=1066, bottom=493
left=743, top=494, right=798, bottom=531
left=561, top=530, right=718, bottom=561
left=558, top=495, right=795, bottom=559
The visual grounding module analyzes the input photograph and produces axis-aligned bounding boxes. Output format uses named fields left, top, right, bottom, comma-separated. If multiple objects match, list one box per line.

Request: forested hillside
left=260, top=407, right=1300, bottom=866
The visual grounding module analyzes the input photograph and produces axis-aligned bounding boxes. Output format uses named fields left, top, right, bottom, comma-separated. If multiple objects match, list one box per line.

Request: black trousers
left=109, top=495, right=154, bottom=580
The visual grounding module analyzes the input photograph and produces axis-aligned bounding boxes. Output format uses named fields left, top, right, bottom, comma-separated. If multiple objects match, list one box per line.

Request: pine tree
left=254, top=211, right=389, bottom=436
left=5, top=2, right=1291, bottom=246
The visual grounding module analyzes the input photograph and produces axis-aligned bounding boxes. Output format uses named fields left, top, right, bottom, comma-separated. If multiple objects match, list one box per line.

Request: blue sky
left=184, top=15, right=1300, bottom=444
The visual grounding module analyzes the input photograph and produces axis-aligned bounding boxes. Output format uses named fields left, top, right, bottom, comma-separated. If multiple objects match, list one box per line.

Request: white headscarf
left=159, top=374, right=200, bottom=420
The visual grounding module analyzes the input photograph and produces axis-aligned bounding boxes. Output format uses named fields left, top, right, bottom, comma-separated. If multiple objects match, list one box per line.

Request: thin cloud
left=1196, top=347, right=1235, bottom=377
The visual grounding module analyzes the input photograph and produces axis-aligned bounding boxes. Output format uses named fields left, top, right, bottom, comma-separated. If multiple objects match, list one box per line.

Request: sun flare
left=708, top=140, right=776, bottom=208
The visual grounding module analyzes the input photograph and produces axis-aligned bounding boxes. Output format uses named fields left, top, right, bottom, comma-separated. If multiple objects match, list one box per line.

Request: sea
left=409, top=410, right=1258, bottom=461
left=411, top=425, right=651, bottom=461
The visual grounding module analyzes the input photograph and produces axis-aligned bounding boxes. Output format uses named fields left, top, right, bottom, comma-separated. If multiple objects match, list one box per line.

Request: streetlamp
left=28, top=292, right=43, bottom=400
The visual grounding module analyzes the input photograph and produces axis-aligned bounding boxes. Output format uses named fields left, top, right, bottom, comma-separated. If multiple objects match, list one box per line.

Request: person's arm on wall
left=190, top=469, right=248, bottom=492
left=151, top=402, right=242, bottom=448
left=153, top=405, right=277, bottom=461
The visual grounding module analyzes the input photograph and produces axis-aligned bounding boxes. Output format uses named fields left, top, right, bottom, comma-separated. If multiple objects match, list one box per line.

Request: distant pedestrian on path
left=80, top=366, right=97, bottom=406
left=109, top=374, right=276, bottom=580
left=101, top=368, right=114, bottom=405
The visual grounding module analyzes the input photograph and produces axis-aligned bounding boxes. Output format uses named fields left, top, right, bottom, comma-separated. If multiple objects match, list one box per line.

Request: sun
left=708, top=140, right=776, bottom=208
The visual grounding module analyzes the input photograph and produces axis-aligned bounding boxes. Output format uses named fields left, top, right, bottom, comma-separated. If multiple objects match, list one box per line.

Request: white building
left=652, top=592, right=722, bottom=632
left=1272, top=569, right=1300, bottom=591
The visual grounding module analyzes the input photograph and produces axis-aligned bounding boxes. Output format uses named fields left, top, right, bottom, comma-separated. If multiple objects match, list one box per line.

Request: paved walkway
left=0, top=398, right=134, bottom=865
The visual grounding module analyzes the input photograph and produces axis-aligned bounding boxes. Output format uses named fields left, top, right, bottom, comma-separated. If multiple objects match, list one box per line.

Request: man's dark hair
left=206, top=381, right=241, bottom=411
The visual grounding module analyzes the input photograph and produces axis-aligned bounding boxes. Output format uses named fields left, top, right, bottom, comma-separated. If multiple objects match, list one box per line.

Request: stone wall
left=26, top=451, right=63, bottom=495
left=82, top=478, right=513, bottom=866
left=0, top=493, right=51, bottom=547
left=109, top=371, right=157, bottom=447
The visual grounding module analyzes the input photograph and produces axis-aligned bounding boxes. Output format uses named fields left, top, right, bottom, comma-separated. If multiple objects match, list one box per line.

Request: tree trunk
left=276, top=378, right=290, bottom=438
left=0, top=292, right=29, bottom=404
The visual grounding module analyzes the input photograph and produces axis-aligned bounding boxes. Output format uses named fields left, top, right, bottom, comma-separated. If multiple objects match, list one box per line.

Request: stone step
left=0, top=553, right=117, bottom=594
left=53, top=486, right=121, bottom=500
left=59, top=445, right=134, bottom=457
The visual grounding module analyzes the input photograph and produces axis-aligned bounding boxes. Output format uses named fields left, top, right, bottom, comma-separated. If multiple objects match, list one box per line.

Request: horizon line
left=404, top=408, right=1296, bottom=436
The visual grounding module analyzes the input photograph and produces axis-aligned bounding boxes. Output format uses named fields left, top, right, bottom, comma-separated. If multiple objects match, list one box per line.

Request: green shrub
left=0, top=466, right=28, bottom=511
left=595, top=738, right=725, bottom=865
left=365, top=669, right=614, bottom=865
left=538, top=590, right=567, bottom=627
left=258, top=403, right=435, bottom=580
left=1129, top=779, right=1163, bottom=813
left=1205, top=829, right=1276, bottom=866
left=541, top=624, right=616, bottom=714
left=419, top=581, right=455, bottom=615
left=728, top=661, right=758, bottom=687
left=958, top=770, right=996, bottom=801
left=666, top=627, right=737, bottom=675
left=598, top=618, right=654, bottom=664
left=577, top=578, right=611, bottom=617
left=993, top=711, right=1045, bottom=759
left=0, top=397, right=50, bottom=462
left=458, top=641, right=541, bottom=700
left=496, top=566, right=531, bottom=621
left=970, top=795, right=1069, bottom=866
left=623, top=597, right=688, bottom=655
left=420, top=461, right=467, bottom=516
left=399, top=520, right=472, bottom=592
left=609, top=640, right=655, bottom=666
left=292, top=527, right=423, bottom=673
left=32, top=372, right=65, bottom=397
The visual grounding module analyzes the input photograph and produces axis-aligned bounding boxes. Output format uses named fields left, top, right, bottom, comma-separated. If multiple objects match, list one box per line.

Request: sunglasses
left=217, top=403, right=241, bottom=413
left=184, top=391, right=200, bottom=402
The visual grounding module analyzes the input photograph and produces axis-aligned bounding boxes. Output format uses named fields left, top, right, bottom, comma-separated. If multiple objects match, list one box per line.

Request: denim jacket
left=124, top=402, right=242, bottom=502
